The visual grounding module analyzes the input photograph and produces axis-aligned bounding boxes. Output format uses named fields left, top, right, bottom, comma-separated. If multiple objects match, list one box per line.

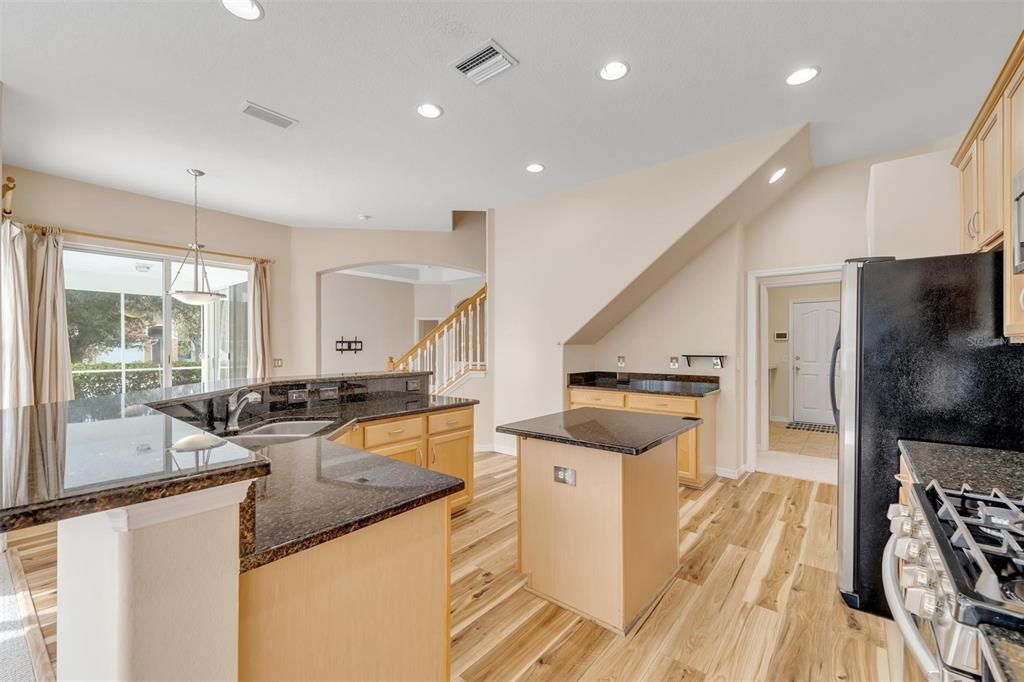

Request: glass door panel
left=64, top=250, right=164, bottom=398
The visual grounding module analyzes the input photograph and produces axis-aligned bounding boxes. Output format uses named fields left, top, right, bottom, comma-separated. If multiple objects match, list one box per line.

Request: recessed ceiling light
left=526, top=163, right=545, bottom=173
left=599, top=61, right=630, bottom=81
left=769, top=167, right=787, bottom=184
left=416, top=103, right=443, bottom=119
left=220, top=0, right=264, bottom=21
left=358, top=214, right=373, bottom=221
left=785, top=66, right=820, bottom=86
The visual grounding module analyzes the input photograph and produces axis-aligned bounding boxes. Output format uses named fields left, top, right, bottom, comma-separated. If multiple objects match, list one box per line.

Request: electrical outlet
left=616, top=355, right=626, bottom=368
left=553, top=465, right=576, bottom=486
left=669, top=356, right=679, bottom=369
left=272, top=358, right=283, bottom=368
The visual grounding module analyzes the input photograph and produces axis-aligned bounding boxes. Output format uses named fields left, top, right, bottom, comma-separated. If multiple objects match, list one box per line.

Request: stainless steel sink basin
left=226, top=419, right=334, bottom=448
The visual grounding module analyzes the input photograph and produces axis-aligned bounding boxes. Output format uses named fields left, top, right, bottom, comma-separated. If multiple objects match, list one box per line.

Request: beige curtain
left=27, top=226, right=74, bottom=403
left=0, top=220, right=74, bottom=409
left=0, top=219, right=33, bottom=410
left=247, top=261, right=271, bottom=379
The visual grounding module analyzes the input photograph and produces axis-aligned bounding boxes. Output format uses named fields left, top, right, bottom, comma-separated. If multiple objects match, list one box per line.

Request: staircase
left=388, top=285, right=486, bottom=394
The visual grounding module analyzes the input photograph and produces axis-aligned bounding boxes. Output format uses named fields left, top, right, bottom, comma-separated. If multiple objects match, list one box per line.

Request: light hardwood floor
left=8, top=452, right=907, bottom=681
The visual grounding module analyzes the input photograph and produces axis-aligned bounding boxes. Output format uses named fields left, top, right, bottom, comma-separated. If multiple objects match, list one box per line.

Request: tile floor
left=768, top=422, right=838, bottom=459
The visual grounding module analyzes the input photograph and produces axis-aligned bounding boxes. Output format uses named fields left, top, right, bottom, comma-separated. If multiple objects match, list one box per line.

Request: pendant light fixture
left=169, top=169, right=226, bottom=306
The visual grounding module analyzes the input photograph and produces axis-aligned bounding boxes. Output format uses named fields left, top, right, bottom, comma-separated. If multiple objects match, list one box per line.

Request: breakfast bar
left=497, top=407, right=701, bottom=635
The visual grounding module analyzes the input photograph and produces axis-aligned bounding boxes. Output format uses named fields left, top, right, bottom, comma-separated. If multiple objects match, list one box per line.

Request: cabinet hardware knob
left=1018, top=287, right=1024, bottom=312
left=431, top=447, right=437, bottom=464
left=446, top=419, right=458, bottom=425
left=388, top=428, right=404, bottom=435
left=417, top=448, right=423, bottom=466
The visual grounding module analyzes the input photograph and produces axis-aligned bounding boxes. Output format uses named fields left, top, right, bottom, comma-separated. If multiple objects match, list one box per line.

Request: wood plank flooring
left=7, top=452, right=906, bottom=681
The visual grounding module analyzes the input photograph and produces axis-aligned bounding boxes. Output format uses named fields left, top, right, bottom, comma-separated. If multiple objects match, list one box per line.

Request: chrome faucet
left=226, top=388, right=263, bottom=431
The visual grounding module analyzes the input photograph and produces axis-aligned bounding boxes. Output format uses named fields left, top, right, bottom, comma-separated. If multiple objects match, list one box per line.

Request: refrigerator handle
left=829, top=328, right=841, bottom=427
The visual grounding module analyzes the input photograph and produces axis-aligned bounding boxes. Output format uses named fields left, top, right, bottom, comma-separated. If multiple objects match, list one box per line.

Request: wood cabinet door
left=369, top=439, right=424, bottom=467
left=978, top=106, right=1004, bottom=247
left=428, top=429, right=473, bottom=509
left=1005, top=58, right=1024, bottom=337
left=331, top=424, right=363, bottom=449
left=677, top=429, right=699, bottom=484
left=960, top=140, right=980, bottom=252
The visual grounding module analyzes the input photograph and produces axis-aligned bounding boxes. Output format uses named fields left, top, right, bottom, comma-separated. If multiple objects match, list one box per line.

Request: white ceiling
left=2, top=2, right=1021, bottom=231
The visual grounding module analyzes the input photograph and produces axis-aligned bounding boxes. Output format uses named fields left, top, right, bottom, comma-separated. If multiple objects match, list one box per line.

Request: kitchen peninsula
left=0, top=371, right=476, bottom=681
left=497, top=407, right=700, bottom=635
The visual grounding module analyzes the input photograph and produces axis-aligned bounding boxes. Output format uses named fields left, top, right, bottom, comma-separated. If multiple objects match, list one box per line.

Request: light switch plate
left=553, top=465, right=576, bottom=486
left=616, top=355, right=626, bottom=368
left=669, top=356, right=679, bottom=369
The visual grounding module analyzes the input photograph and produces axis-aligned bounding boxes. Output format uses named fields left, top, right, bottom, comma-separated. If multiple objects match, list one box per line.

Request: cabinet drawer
left=626, top=393, right=698, bottom=416
left=363, top=416, right=424, bottom=448
left=428, top=408, right=474, bottom=434
left=568, top=389, right=625, bottom=408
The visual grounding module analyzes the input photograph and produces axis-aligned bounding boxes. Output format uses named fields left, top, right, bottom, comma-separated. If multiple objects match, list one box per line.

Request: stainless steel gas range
left=885, top=482, right=1024, bottom=681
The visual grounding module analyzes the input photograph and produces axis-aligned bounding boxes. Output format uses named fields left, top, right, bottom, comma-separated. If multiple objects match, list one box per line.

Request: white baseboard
left=715, top=466, right=745, bottom=479
left=769, top=415, right=791, bottom=423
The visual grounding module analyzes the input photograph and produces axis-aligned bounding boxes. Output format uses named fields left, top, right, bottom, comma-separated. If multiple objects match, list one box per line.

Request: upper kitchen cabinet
left=1005, top=56, right=1024, bottom=337
left=953, top=30, right=1024, bottom=339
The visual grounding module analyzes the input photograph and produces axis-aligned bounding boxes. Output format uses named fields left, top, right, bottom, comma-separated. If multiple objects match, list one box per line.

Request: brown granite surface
left=568, top=371, right=721, bottom=398
left=232, top=393, right=474, bottom=571
left=982, top=624, right=1024, bottom=682
left=496, top=406, right=701, bottom=455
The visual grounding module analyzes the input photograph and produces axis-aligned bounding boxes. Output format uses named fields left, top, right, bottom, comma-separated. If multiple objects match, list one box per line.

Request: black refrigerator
left=833, top=250, right=1024, bottom=616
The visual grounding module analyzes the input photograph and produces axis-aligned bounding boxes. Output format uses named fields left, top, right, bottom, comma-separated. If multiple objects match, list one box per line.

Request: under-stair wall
left=491, top=124, right=810, bottom=455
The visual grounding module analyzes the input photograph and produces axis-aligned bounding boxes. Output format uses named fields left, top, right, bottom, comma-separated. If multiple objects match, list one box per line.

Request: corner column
left=56, top=481, right=252, bottom=681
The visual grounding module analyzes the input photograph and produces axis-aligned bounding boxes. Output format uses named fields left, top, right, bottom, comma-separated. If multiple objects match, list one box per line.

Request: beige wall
left=319, top=273, right=414, bottom=373
left=5, top=166, right=486, bottom=377
left=591, top=226, right=746, bottom=472
left=867, top=148, right=960, bottom=258
left=765, top=282, right=841, bottom=421
left=5, top=165, right=295, bottom=371
left=491, top=125, right=805, bottom=453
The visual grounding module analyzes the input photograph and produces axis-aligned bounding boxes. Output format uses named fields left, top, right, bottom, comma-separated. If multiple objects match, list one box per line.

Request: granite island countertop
left=568, top=371, right=720, bottom=398
left=235, top=393, right=474, bottom=570
left=897, top=440, right=1024, bottom=498
left=0, top=371, right=476, bottom=574
left=497, top=406, right=701, bottom=455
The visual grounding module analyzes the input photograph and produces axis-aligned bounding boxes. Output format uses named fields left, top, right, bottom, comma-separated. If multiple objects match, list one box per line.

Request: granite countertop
left=236, top=393, right=474, bottom=570
left=567, top=371, right=720, bottom=398
left=496, top=406, right=701, bottom=456
left=0, top=394, right=270, bottom=532
left=982, top=624, right=1024, bottom=682
left=897, top=440, right=1024, bottom=498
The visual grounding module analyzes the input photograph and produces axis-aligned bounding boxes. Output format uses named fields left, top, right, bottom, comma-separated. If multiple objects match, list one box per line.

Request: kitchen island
left=0, top=371, right=475, bottom=681
left=497, top=407, right=700, bottom=635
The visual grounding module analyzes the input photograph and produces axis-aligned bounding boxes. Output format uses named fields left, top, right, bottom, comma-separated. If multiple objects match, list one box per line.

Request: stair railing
left=388, top=284, right=486, bottom=393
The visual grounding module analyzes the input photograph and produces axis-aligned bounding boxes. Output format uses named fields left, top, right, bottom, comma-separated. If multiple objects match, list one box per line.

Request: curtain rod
left=23, top=223, right=274, bottom=265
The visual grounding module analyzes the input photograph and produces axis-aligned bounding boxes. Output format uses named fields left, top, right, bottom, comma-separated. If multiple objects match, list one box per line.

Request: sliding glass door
left=64, top=248, right=249, bottom=398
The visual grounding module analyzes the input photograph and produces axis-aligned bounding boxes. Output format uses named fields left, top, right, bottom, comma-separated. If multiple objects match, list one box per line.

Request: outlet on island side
left=272, top=358, right=283, bottom=368
left=616, top=355, right=626, bottom=368
left=553, top=465, right=576, bottom=487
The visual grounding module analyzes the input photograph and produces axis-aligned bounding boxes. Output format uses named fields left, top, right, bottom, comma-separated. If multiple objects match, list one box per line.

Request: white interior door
left=791, top=299, right=840, bottom=424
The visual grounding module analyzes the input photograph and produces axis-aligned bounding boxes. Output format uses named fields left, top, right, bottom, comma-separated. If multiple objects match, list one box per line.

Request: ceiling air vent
left=240, top=100, right=298, bottom=130
left=453, top=40, right=518, bottom=85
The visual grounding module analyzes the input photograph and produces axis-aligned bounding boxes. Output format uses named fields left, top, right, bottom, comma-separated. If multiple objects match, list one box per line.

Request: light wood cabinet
left=978, top=106, right=1004, bottom=248
left=568, top=388, right=717, bottom=488
left=958, top=141, right=980, bottom=252
left=427, top=429, right=474, bottom=509
left=329, top=406, right=474, bottom=511
left=1005, top=58, right=1024, bottom=337
left=953, top=30, right=1024, bottom=339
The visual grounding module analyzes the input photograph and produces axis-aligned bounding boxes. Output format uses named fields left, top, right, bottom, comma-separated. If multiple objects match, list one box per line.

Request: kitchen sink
left=226, top=419, right=334, bottom=448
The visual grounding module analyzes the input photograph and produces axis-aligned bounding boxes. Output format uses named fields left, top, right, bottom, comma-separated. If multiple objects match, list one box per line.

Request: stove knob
left=895, top=537, right=925, bottom=561
left=890, top=516, right=913, bottom=536
left=904, top=587, right=939, bottom=619
left=900, top=565, right=931, bottom=588
left=887, top=503, right=910, bottom=520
